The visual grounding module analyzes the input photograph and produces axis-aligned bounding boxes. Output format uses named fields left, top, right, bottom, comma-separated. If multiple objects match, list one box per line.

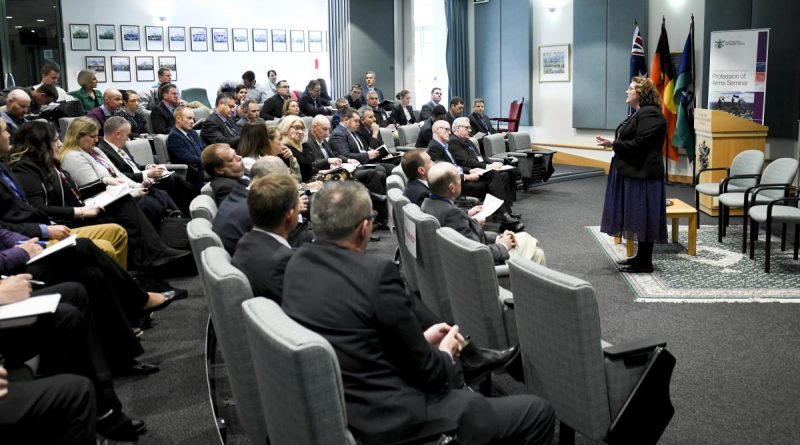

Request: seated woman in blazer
left=390, top=90, right=418, bottom=126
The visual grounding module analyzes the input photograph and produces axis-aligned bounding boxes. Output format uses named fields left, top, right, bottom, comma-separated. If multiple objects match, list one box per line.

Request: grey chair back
left=142, top=109, right=154, bottom=134
left=266, top=119, right=279, bottom=129
left=507, top=132, right=532, bottom=152
left=58, top=117, right=77, bottom=141
left=182, top=87, right=213, bottom=109
left=436, top=227, right=513, bottom=349
left=397, top=124, right=420, bottom=147
left=193, top=106, right=211, bottom=122
left=469, top=136, right=480, bottom=149
left=379, top=128, right=395, bottom=150
left=200, top=247, right=267, bottom=444
left=201, top=182, right=214, bottom=198
left=242, top=298, right=354, bottom=445
left=153, top=134, right=170, bottom=163
left=301, top=116, right=313, bottom=132
left=125, top=138, right=156, bottom=165
left=187, top=218, right=222, bottom=277
left=391, top=165, right=408, bottom=186
left=402, top=203, right=452, bottom=321
left=189, top=194, right=218, bottom=221
left=483, top=134, right=507, bottom=157
left=388, top=189, right=419, bottom=292
left=728, top=149, right=765, bottom=190
left=758, top=158, right=799, bottom=200
left=386, top=174, right=404, bottom=193
left=508, top=258, right=611, bottom=440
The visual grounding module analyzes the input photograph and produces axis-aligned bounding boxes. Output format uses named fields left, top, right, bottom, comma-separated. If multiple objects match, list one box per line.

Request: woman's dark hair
left=9, top=121, right=58, bottom=170
left=121, top=89, right=138, bottom=102
left=238, top=123, right=270, bottom=159
left=396, top=89, right=410, bottom=101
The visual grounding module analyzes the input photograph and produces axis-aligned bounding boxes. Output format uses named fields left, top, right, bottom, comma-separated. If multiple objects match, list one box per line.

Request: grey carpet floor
left=116, top=174, right=800, bottom=445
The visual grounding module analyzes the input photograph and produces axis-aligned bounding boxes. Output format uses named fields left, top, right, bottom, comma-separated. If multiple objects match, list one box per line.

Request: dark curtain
left=445, top=0, right=470, bottom=101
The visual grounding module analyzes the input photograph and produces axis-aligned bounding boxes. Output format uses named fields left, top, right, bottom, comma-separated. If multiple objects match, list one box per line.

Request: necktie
left=443, top=145, right=456, bottom=164
left=320, top=140, right=329, bottom=158
left=0, top=167, right=26, bottom=201
left=117, top=148, right=139, bottom=171
left=352, top=133, right=364, bottom=152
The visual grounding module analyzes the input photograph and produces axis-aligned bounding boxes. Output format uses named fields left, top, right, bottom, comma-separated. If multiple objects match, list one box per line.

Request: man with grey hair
left=235, top=99, right=263, bottom=127
left=212, top=156, right=311, bottom=254
left=1, top=89, right=31, bottom=139
left=86, top=89, right=123, bottom=135
left=282, top=180, right=554, bottom=444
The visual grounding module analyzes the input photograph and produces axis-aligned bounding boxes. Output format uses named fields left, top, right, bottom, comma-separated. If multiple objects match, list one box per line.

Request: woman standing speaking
left=596, top=76, right=667, bottom=273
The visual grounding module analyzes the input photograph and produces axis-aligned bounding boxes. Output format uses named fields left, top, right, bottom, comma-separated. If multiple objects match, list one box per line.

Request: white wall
left=61, top=0, right=328, bottom=98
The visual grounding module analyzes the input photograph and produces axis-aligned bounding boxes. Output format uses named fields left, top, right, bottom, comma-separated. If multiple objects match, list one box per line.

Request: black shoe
left=369, top=192, right=387, bottom=203
left=144, top=290, right=184, bottom=314
left=369, top=234, right=381, bottom=242
left=619, top=264, right=654, bottom=274
left=120, top=361, right=160, bottom=376
left=461, top=344, right=520, bottom=383
left=492, top=211, right=520, bottom=224
left=151, top=248, right=191, bottom=267
left=97, top=410, right=145, bottom=441
left=616, top=256, right=640, bottom=266
left=500, top=221, right=526, bottom=233
left=508, top=210, right=522, bottom=219
left=373, top=221, right=390, bottom=231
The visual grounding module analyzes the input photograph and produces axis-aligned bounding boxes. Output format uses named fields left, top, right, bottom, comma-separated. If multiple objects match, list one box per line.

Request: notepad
left=0, top=294, right=61, bottom=321
left=27, top=235, right=77, bottom=265
left=84, top=184, right=130, bottom=208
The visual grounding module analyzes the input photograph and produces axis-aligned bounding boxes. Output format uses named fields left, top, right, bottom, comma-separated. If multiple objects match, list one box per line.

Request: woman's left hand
left=595, top=136, right=613, bottom=148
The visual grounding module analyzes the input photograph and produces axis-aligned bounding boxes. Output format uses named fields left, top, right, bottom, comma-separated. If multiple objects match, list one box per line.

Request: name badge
left=477, top=156, right=484, bottom=162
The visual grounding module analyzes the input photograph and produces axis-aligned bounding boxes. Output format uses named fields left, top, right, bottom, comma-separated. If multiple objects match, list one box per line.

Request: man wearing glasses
left=259, top=80, right=292, bottom=121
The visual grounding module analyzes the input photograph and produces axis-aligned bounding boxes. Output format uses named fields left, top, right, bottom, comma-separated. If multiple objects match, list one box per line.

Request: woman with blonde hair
left=281, top=99, right=302, bottom=119
left=69, top=69, right=103, bottom=113
left=278, top=115, right=315, bottom=182
left=596, top=76, right=667, bottom=273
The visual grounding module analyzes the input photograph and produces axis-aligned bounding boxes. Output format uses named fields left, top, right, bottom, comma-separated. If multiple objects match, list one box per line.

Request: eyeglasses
left=290, top=125, right=305, bottom=131
left=355, top=210, right=379, bottom=227
left=455, top=125, right=470, bottom=130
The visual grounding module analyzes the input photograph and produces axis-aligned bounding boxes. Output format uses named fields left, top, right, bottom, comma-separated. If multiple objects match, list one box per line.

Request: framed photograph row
left=84, top=56, right=179, bottom=83
left=69, top=24, right=327, bottom=53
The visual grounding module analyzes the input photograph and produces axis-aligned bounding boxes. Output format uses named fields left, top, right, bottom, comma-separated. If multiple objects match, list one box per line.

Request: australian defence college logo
left=715, top=39, right=745, bottom=48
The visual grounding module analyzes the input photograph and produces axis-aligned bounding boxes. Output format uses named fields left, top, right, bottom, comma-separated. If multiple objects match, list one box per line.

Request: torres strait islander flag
left=649, top=20, right=679, bottom=161
left=672, top=20, right=696, bottom=160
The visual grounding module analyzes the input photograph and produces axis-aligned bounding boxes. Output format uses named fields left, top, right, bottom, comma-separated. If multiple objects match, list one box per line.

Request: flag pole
left=663, top=16, right=671, bottom=184
left=689, top=14, right=696, bottom=166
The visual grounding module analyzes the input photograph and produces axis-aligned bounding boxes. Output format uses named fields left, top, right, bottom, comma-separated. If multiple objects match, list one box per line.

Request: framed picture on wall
left=190, top=27, right=208, bottom=51
left=120, top=25, right=140, bottom=51
left=308, top=31, right=322, bottom=53
left=232, top=28, right=249, bottom=52
left=111, top=56, right=131, bottom=82
left=159, top=56, right=178, bottom=81
left=290, top=30, right=305, bottom=52
left=538, top=44, right=570, bottom=82
left=135, top=56, right=155, bottom=82
left=272, top=29, right=286, bottom=52
left=252, top=29, right=268, bottom=52
left=85, top=56, right=106, bottom=83
left=145, top=26, right=164, bottom=51
left=95, top=24, right=115, bottom=51
left=168, top=27, right=186, bottom=51
left=211, top=28, right=229, bottom=52
left=70, top=24, right=91, bottom=51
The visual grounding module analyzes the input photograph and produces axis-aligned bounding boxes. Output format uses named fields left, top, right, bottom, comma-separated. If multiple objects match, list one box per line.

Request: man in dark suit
left=166, top=106, right=206, bottom=188
left=355, top=106, right=385, bottom=150
left=201, top=93, right=241, bottom=149
left=419, top=87, right=443, bottom=121
left=415, top=104, right=447, bottom=148
left=201, top=143, right=248, bottom=205
left=150, top=83, right=180, bottom=134
left=346, top=84, right=364, bottom=109
left=467, top=97, right=497, bottom=135
left=363, top=70, right=385, bottom=102
left=85, top=89, right=122, bottom=136
left=281, top=181, right=554, bottom=444
left=366, top=91, right=393, bottom=128
left=298, top=79, right=333, bottom=117
left=328, top=107, right=393, bottom=178
left=446, top=96, right=465, bottom=125
left=401, top=148, right=432, bottom=206
left=259, top=79, right=290, bottom=121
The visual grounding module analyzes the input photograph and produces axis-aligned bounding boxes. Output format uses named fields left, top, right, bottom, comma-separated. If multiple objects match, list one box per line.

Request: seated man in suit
left=415, top=104, right=447, bottom=148
left=427, top=119, right=521, bottom=228
left=167, top=106, right=206, bottom=188
left=235, top=99, right=264, bottom=127
left=468, top=97, right=497, bottom=135
left=201, top=143, right=248, bottom=205
left=401, top=148, right=432, bottom=206
left=85, top=89, right=123, bottom=136
left=33, top=63, right=73, bottom=103
left=330, top=97, right=349, bottom=128
left=419, top=87, right=443, bottom=121
left=328, top=107, right=393, bottom=179
left=201, top=93, right=241, bottom=149
left=298, top=79, right=333, bottom=117
left=362, top=70, right=385, bottom=102
left=139, top=68, right=176, bottom=112
left=422, top=162, right=545, bottom=265
left=259, top=79, right=290, bottom=121
left=99, top=117, right=198, bottom=214
left=355, top=106, right=386, bottom=150
left=446, top=96, right=465, bottom=125
left=213, top=156, right=311, bottom=254
left=346, top=84, right=363, bottom=109
left=365, top=91, right=393, bottom=129
left=219, top=70, right=269, bottom=104
left=282, top=181, right=554, bottom=444
left=150, top=83, right=180, bottom=134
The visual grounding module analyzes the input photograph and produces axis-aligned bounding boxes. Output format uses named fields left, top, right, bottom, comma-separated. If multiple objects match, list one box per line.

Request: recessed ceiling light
left=14, top=25, right=22, bottom=28
left=36, top=19, right=45, bottom=22
left=5, top=16, right=12, bottom=19
left=31, top=29, right=36, bottom=33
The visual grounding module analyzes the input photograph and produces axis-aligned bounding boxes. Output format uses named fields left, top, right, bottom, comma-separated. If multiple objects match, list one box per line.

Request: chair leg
left=718, top=205, right=724, bottom=242
left=750, top=219, right=758, bottom=260
left=765, top=219, right=772, bottom=273
left=794, top=224, right=799, bottom=260
left=741, top=210, right=748, bottom=253
left=559, top=422, right=575, bottom=445
left=781, top=223, right=787, bottom=251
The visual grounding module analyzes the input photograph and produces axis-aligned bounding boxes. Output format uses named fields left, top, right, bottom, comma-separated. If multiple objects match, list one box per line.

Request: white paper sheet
left=27, top=235, right=77, bottom=265
left=83, top=184, right=130, bottom=207
left=472, top=193, right=504, bottom=221
left=0, top=294, right=61, bottom=320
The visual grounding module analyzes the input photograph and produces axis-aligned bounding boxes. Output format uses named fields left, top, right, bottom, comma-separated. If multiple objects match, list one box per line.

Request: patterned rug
left=587, top=225, right=800, bottom=303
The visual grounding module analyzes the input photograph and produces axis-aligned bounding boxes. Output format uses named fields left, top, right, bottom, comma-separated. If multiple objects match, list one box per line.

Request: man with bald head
left=86, top=89, right=123, bottom=135
left=422, top=162, right=545, bottom=265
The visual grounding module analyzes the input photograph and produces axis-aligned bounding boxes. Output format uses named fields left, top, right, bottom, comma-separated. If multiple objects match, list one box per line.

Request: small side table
left=626, top=198, right=698, bottom=257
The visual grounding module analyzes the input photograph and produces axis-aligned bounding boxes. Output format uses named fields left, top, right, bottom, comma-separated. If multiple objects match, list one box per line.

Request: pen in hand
left=0, top=275, right=46, bottom=286
left=16, top=240, right=46, bottom=247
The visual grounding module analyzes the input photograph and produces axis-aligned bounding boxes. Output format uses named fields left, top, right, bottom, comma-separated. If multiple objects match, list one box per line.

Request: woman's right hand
left=102, top=176, right=125, bottom=186
left=80, top=205, right=102, bottom=218
left=328, top=158, right=342, bottom=167
left=595, top=136, right=613, bottom=148
left=281, top=147, right=293, bottom=159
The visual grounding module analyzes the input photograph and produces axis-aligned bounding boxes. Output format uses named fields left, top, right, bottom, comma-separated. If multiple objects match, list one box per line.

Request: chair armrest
left=494, top=264, right=509, bottom=277
left=695, top=166, right=729, bottom=185
left=750, top=185, right=798, bottom=201
left=720, top=173, right=761, bottom=193
left=603, top=337, right=667, bottom=358
left=396, top=145, right=416, bottom=152
left=357, top=418, right=458, bottom=445
left=490, top=117, right=513, bottom=123
left=164, top=163, right=188, bottom=171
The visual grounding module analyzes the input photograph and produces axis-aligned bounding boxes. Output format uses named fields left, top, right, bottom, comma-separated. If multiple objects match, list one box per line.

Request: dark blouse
left=285, top=143, right=315, bottom=183
left=116, top=109, right=149, bottom=136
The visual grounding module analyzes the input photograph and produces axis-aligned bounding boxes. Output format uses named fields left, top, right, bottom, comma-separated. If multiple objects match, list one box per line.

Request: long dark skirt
left=600, top=167, right=667, bottom=243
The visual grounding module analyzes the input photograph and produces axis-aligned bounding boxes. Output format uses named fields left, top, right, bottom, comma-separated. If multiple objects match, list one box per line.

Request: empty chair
left=483, top=133, right=516, bottom=164
left=58, top=117, right=77, bottom=141
left=189, top=194, right=218, bottom=221
left=182, top=87, right=212, bottom=109
left=153, top=134, right=170, bottom=163
left=507, top=132, right=555, bottom=186
left=436, top=227, right=517, bottom=349
left=695, top=149, right=764, bottom=216
left=125, top=138, right=156, bottom=165
left=200, top=247, right=267, bottom=444
left=397, top=124, right=420, bottom=147
left=193, top=106, right=212, bottom=122
left=748, top=186, right=800, bottom=273
left=718, top=158, right=799, bottom=252
left=490, top=98, right=524, bottom=132
left=379, top=128, right=395, bottom=151
left=508, top=258, right=676, bottom=445
left=507, top=132, right=532, bottom=151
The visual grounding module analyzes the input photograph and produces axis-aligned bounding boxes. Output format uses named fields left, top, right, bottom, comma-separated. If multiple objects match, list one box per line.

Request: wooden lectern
left=693, top=109, right=769, bottom=216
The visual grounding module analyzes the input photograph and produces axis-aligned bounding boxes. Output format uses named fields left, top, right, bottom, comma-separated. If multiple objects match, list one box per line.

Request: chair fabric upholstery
left=720, top=158, right=799, bottom=206
left=397, top=124, right=420, bottom=147
left=193, top=106, right=212, bottom=122
left=391, top=165, right=408, bottom=186
left=386, top=175, right=404, bottom=193
left=200, top=247, right=267, bottom=445
left=402, top=203, right=452, bottom=321
left=696, top=149, right=764, bottom=197
left=187, top=218, right=222, bottom=277
left=435, top=227, right=515, bottom=349
left=483, top=134, right=507, bottom=158
left=748, top=204, right=800, bottom=223
left=189, top=194, right=218, bottom=221
left=242, top=298, right=355, bottom=445
left=507, top=132, right=532, bottom=152
left=59, top=117, right=77, bottom=141
left=387, top=189, right=419, bottom=293
left=142, top=109, right=154, bottom=134
left=153, top=134, right=171, bottom=163
left=379, top=128, right=395, bottom=150
left=182, top=88, right=213, bottom=109
left=126, top=138, right=156, bottom=165
left=200, top=182, right=214, bottom=198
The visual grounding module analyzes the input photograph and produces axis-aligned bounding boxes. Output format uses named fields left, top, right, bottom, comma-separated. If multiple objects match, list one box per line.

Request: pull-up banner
left=707, top=28, right=769, bottom=124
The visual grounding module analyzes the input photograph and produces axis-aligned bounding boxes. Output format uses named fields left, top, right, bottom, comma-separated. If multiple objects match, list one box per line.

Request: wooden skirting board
left=550, top=151, right=611, bottom=174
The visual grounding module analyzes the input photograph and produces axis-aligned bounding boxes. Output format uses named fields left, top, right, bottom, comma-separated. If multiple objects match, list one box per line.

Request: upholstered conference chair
left=695, top=149, right=764, bottom=221
left=397, top=124, right=420, bottom=148
left=508, top=258, right=676, bottom=445
left=189, top=194, right=218, bottom=222
left=387, top=189, right=420, bottom=295
left=748, top=186, right=800, bottom=273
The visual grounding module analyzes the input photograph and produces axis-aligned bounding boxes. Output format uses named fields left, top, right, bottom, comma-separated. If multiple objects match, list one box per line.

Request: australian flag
left=629, top=25, right=647, bottom=115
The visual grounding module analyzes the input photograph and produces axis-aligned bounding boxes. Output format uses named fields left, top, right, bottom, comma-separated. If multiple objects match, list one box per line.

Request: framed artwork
left=232, top=28, right=249, bottom=52
left=168, top=27, right=186, bottom=51
left=211, top=28, right=229, bottom=52
left=158, top=56, right=178, bottom=81
left=308, top=30, right=322, bottom=53
left=120, top=25, right=140, bottom=51
left=110, top=56, right=131, bottom=82
left=538, top=44, right=570, bottom=82
left=190, top=27, right=207, bottom=51
left=85, top=56, right=106, bottom=83
left=70, top=24, right=91, bottom=51
left=271, top=29, right=286, bottom=52
left=95, top=24, right=115, bottom=51
left=252, top=28, right=268, bottom=52
left=135, top=56, right=155, bottom=82
left=290, top=30, right=305, bottom=52
left=145, top=26, right=164, bottom=51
